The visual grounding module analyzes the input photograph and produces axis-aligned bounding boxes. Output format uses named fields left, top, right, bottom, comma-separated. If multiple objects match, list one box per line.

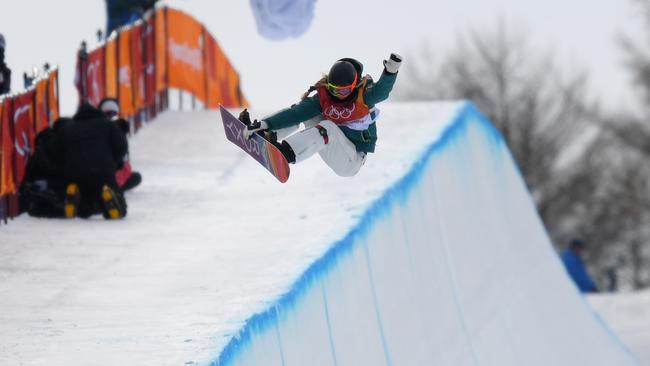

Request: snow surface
left=590, top=291, right=650, bottom=365
left=0, top=101, right=643, bottom=365
left=0, top=102, right=462, bottom=365
left=206, top=103, right=637, bottom=366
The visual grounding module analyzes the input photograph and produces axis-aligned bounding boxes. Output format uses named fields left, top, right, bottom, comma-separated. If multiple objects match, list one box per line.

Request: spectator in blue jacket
left=561, top=239, right=598, bottom=293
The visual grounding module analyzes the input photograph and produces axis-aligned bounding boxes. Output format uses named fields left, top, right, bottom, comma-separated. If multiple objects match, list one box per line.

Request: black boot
left=121, top=172, right=142, bottom=191
left=64, top=183, right=80, bottom=218
left=277, top=141, right=296, bottom=164
left=101, top=185, right=127, bottom=219
left=260, top=129, right=295, bottom=163
left=264, top=130, right=278, bottom=144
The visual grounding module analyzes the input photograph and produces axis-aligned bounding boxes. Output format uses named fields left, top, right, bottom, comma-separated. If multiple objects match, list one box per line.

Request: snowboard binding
left=239, top=109, right=273, bottom=140
left=238, top=109, right=294, bottom=163
left=222, top=106, right=290, bottom=182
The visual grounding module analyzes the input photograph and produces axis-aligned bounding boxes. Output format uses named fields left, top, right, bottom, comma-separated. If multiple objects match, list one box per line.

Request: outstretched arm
left=264, top=96, right=322, bottom=131
left=364, top=53, right=402, bottom=107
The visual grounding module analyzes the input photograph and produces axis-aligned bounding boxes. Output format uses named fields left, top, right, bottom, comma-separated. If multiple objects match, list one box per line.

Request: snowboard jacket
left=54, top=103, right=128, bottom=181
left=561, top=249, right=598, bottom=293
left=23, top=120, right=70, bottom=186
left=264, top=66, right=398, bottom=153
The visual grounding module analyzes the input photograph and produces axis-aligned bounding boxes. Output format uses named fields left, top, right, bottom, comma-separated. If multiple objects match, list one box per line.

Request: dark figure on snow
left=0, top=33, right=12, bottom=95
left=98, top=98, right=142, bottom=191
left=561, top=239, right=598, bottom=293
left=19, top=118, right=71, bottom=218
left=55, top=103, right=128, bottom=219
left=105, top=0, right=158, bottom=35
left=242, top=53, right=401, bottom=177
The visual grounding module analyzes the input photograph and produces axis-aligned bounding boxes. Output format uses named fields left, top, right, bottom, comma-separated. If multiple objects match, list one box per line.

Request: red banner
left=144, top=16, right=157, bottom=109
left=34, top=79, right=49, bottom=133
left=73, top=6, right=247, bottom=119
left=0, top=98, right=15, bottom=195
left=155, top=8, right=168, bottom=93
left=167, top=8, right=206, bottom=102
left=105, top=37, right=118, bottom=99
left=228, top=68, right=243, bottom=107
left=206, top=32, right=246, bottom=108
left=203, top=33, right=221, bottom=108
left=117, top=29, right=135, bottom=117
left=217, top=55, right=234, bottom=107
left=85, top=47, right=107, bottom=107
left=12, top=91, right=35, bottom=186
left=48, top=69, right=60, bottom=122
left=131, top=23, right=146, bottom=111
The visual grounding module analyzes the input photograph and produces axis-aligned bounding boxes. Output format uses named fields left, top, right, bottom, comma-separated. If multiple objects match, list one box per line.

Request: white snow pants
left=283, top=119, right=367, bottom=177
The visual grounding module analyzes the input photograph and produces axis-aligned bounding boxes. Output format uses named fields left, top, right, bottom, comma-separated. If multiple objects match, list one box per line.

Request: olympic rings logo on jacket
left=317, top=78, right=370, bottom=126
left=323, top=103, right=356, bottom=120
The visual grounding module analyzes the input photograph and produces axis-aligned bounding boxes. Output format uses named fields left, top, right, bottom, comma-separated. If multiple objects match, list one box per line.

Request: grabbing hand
left=383, top=53, right=402, bottom=74
left=243, top=120, right=269, bottom=140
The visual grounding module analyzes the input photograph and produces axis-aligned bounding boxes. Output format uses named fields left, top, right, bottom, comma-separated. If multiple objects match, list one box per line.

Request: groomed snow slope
left=590, top=291, right=650, bottom=365
left=210, top=103, right=637, bottom=366
left=0, top=102, right=636, bottom=365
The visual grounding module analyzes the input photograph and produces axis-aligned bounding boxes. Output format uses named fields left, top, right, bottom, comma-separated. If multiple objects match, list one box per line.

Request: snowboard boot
left=276, top=140, right=296, bottom=163
left=101, top=185, right=127, bottom=220
left=64, top=183, right=80, bottom=218
left=261, top=129, right=296, bottom=163
left=282, top=125, right=329, bottom=163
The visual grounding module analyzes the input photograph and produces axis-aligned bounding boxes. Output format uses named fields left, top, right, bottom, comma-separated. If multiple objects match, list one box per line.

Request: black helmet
left=328, top=61, right=357, bottom=87
left=327, top=60, right=360, bottom=99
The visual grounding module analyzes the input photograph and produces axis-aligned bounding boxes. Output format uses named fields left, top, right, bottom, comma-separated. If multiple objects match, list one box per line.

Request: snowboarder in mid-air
left=241, top=53, right=402, bottom=177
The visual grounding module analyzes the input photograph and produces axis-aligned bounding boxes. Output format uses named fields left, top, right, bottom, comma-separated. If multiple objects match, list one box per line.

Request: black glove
left=238, top=109, right=253, bottom=126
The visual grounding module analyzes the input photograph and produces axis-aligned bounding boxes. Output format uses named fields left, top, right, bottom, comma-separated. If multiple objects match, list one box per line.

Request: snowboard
left=219, top=106, right=290, bottom=183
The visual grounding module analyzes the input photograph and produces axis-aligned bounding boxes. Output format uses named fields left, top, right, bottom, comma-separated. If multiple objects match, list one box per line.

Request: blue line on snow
left=321, top=283, right=339, bottom=366
left=362, top=240, right=393, bottom=366
left=274, top=318, right=287, bottom=366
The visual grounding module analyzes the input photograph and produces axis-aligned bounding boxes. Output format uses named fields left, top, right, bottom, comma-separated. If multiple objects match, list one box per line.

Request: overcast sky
left=0, top=0, right=644, bottom=115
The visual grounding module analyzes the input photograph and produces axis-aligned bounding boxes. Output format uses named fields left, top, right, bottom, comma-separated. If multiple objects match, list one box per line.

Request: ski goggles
left=327, top=74, right=358, bottom=98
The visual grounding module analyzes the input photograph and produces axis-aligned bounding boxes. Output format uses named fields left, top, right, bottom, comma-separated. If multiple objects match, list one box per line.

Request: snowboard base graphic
left=220, top=106, right=290, bottom=183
